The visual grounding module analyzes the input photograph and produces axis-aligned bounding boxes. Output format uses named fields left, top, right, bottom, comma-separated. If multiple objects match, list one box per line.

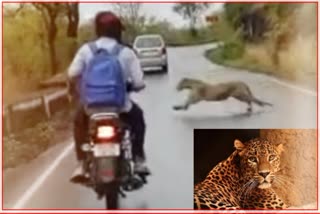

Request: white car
left=133, top=34, right=168, bottom=73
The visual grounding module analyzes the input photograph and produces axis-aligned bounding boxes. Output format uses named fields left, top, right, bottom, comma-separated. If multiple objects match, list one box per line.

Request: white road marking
left=266, top=76, right=317, bottom=97
left=12, top=143, right=74, bottom=209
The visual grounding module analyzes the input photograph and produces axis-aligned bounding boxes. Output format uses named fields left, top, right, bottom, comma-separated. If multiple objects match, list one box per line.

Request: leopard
left=173, top=78, right=272, bottom=113
left=194, top=138, right=287, bottom=210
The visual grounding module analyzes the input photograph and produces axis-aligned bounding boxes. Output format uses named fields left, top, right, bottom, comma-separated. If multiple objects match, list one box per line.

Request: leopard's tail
left=251, top=97, right=273, bottom=107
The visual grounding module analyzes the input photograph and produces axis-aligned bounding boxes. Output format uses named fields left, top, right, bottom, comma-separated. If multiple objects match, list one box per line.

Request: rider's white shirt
left=68, top=37, right=145, bottom=112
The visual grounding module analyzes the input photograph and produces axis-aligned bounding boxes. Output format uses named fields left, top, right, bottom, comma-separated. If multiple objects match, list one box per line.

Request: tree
left=223, top=3, right=301, bottom=65
left=3, top=4, right=25, bottom=18
left=64, top=3, right=79, bottom=61
left=173, top=3, right=209, bottom=37
left=144, top=17, right=173, bottom=35
left=32, top=3, right=65, bottom=75
left=65, top=3, right=79, bottom=38
left=112, top=3, right=144, bottom=43
left=224, top=3, right=253, bottom=28
left=224, top=4, right=272, bottom=43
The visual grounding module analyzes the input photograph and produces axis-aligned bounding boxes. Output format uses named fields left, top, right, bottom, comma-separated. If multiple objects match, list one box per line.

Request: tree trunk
left=190, top=18, right=198, bottom=37
left=48, top=18, right=58, bottom=75
left=66, top=3, right=79, bottom=61
left=48, top=40, right=57, bottom=75
left=67, top=3, right=79, bottom=38
left=31, top=3, right=62, bottom=75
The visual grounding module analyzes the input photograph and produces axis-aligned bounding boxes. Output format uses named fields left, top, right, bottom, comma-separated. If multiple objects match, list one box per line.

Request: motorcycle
left=79, top=107, right=148, bottom=209
left=71, top=83, right=148, bottom=209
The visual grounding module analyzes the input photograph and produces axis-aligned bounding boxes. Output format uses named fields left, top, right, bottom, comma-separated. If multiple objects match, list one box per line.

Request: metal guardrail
left=3, top=89, right=70, bottom=134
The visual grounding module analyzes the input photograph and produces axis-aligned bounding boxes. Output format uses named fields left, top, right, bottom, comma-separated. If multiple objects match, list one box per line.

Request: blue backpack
left=79, top=42, right=126, bottom=108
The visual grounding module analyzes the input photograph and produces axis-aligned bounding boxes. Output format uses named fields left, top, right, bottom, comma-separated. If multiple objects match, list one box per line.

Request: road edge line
left=12, top=143, right=73, bottom=209
left=267, top=76, right=316, bottom=97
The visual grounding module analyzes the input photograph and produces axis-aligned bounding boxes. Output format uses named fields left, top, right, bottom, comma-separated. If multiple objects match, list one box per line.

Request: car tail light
left=162, top=47, right=167, bottom=54
left=96, top=125, right=116, bottom=140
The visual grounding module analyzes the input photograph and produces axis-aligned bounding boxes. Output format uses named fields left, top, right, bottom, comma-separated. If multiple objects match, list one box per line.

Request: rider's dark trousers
left=73, top=102, right=146, bottom=161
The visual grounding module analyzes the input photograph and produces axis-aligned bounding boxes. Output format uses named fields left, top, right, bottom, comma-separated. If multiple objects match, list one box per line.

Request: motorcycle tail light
left=96, top=125, right=116, bottom=140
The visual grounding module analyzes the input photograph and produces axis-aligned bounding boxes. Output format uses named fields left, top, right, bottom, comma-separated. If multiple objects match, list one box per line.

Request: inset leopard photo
left=193, top=129, right=317, bottom=210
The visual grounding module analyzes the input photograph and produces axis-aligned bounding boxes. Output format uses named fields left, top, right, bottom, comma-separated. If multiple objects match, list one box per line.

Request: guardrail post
left=4, top=106, right=12, bottom=135
left=41, top=95, right=51, bottom=119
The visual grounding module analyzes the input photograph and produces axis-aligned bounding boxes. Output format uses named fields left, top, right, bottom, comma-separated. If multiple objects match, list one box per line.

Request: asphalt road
left=3, top=44, right=316, bottom=209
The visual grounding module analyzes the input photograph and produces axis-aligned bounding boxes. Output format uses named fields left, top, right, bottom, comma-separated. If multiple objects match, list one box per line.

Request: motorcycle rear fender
left=95, top=157, right=119, bottom=184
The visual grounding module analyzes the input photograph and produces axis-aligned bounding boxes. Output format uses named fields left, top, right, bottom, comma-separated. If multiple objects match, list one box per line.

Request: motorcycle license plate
left=93, top=144, right=120, bottom=157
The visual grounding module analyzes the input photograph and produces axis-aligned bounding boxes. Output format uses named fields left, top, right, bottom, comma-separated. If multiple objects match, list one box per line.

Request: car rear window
left=135, top=37, right=163, bottom=48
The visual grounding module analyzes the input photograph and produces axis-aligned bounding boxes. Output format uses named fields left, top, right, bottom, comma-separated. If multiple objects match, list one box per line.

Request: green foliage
left=142, top=18, right=173, bottom=37
left=208, top=3, right=316, bottom=88
left=224, top=3, right=253, bottom=27
left=78, top=16, right=216, bottom=47
left=78, top=3, right=214, bottom=46
left=221, top=42, right=244, bottom=60
left=122, top=16, right=147, bottom=43
left=78, top=21, right=95, bottom=43
left=263, top=3, right=300, bottom=18
left=173, top=3, right=209, bottom=20
left=164, top=27, right=216, bottom=46
left=215, top=3, right=305, bottom=60
left=223, top=3, right=301, bottom=43
left=210, top=12, right=241, bottom=43
left=205, top=41, right=244, bottom=65
left=206, top=11, right=245, bottom=60
left=173, top=3, right=209, bottom=36
left=112, top=3, right=144, bottom=44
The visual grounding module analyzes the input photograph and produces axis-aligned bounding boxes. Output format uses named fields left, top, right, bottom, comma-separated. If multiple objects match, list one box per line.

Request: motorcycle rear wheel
left=105, top=185, right=119, bottom=209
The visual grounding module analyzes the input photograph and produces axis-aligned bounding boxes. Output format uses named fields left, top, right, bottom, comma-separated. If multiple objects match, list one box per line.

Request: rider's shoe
left=133, top=157, right=151, bottom=175
left=70, top=161, right=89, bottom=184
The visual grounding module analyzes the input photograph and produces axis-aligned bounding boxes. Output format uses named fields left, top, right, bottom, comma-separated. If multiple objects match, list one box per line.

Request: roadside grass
left=164, top=27, right=217, bottom=47
left=205, top=35, right=316, bottom=91
left=3, top=110, right=72, bottom=169
left=205, top=4, right=316, bottom=90
left=205, top=46, right=274, bottom=75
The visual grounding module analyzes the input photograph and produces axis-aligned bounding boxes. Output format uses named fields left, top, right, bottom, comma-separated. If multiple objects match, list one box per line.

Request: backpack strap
left=88, top=41, right=110, bottom=55
left=111, top=44, right=124, bottom=56
left=110, top=44, right=126, bottom=84
left=88, top=41, right=98, bottom=54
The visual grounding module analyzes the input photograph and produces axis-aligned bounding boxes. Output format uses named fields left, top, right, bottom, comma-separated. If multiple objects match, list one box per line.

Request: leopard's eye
left=269, top=155, right=276, bottom=161
left=248, top=156, right=257, bottom=163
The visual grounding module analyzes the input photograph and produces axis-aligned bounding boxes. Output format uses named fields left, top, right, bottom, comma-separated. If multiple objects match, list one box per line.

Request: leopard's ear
left=234, top=139, right=246, bottom=151
left=276, top=143, right=284, bottom=154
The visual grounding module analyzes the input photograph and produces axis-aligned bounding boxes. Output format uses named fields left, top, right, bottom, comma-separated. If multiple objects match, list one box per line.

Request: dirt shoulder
left=4, top=109, right=73, bottom=170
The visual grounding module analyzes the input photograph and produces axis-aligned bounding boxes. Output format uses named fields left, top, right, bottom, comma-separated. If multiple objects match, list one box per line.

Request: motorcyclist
left=68, top=11, right=150, bottom=183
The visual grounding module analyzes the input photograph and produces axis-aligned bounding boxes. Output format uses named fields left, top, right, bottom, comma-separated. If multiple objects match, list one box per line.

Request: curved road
left=3, top=44, right=316, bottom=209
